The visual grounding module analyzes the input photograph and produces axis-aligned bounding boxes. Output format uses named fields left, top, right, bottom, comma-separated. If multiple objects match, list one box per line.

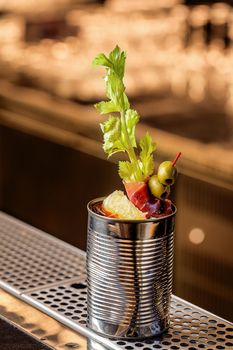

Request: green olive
left=148, top=175, right=170, bottom=200
left=157, top=161, right=177, bottom=186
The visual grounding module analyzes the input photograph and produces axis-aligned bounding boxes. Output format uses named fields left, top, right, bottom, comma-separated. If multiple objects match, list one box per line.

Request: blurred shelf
left=0, top=80, right=233, bottom=191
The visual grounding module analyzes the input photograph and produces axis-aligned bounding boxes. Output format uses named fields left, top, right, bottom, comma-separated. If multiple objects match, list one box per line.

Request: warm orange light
left=189, top=228, right=205, bottom=245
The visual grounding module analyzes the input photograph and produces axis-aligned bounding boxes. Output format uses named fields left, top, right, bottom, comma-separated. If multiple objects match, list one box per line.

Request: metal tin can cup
left=87, top=197, right=176, bottom=340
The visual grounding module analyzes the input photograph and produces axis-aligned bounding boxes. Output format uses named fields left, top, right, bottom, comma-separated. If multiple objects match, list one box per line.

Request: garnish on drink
left=93, top=46, right=181, bottom=219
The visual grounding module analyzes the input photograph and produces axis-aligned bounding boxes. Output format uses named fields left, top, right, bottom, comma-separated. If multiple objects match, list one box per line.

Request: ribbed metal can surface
left=87, top=197, right=176, bottom=339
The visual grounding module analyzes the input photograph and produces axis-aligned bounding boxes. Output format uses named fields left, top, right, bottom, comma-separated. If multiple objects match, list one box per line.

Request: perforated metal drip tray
left=0, top=212, right=232, bottom=350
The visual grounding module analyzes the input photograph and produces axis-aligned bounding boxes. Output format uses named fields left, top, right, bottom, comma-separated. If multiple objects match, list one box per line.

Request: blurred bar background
left=0, top=0, right=232, bottom=322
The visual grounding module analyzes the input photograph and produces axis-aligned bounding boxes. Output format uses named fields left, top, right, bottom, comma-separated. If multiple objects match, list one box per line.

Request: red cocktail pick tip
left=172, top=152, right=182, bottom=167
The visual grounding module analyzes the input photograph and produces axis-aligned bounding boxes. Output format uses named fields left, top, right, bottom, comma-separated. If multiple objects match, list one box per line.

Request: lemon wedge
left=103, top=190, right=145, bottom=220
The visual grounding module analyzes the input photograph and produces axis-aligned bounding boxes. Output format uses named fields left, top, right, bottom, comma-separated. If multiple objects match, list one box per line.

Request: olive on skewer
left=148, top=175, right=170, bottom=200
left=157, top=152, right=181, bottom=185
left=148, top=152, right=181, bottom=200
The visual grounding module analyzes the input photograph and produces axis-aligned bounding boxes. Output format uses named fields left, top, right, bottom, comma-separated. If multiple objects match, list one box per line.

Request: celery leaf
left=92, top=53, right=112, bottom=68
left=100, top=116, right=125, bottom=156
left=118, top=161, right=134, bottom=182
left=139, top=132, right=156, bottom=177
left=109, top=45, right=126, bottom=79
left=93, top=46, right=129, bottom=111
left=95, top=101, right=120, bottom=114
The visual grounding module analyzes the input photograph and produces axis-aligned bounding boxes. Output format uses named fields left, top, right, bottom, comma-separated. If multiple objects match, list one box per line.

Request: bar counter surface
left=0, top=211, right=232, bottom=350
